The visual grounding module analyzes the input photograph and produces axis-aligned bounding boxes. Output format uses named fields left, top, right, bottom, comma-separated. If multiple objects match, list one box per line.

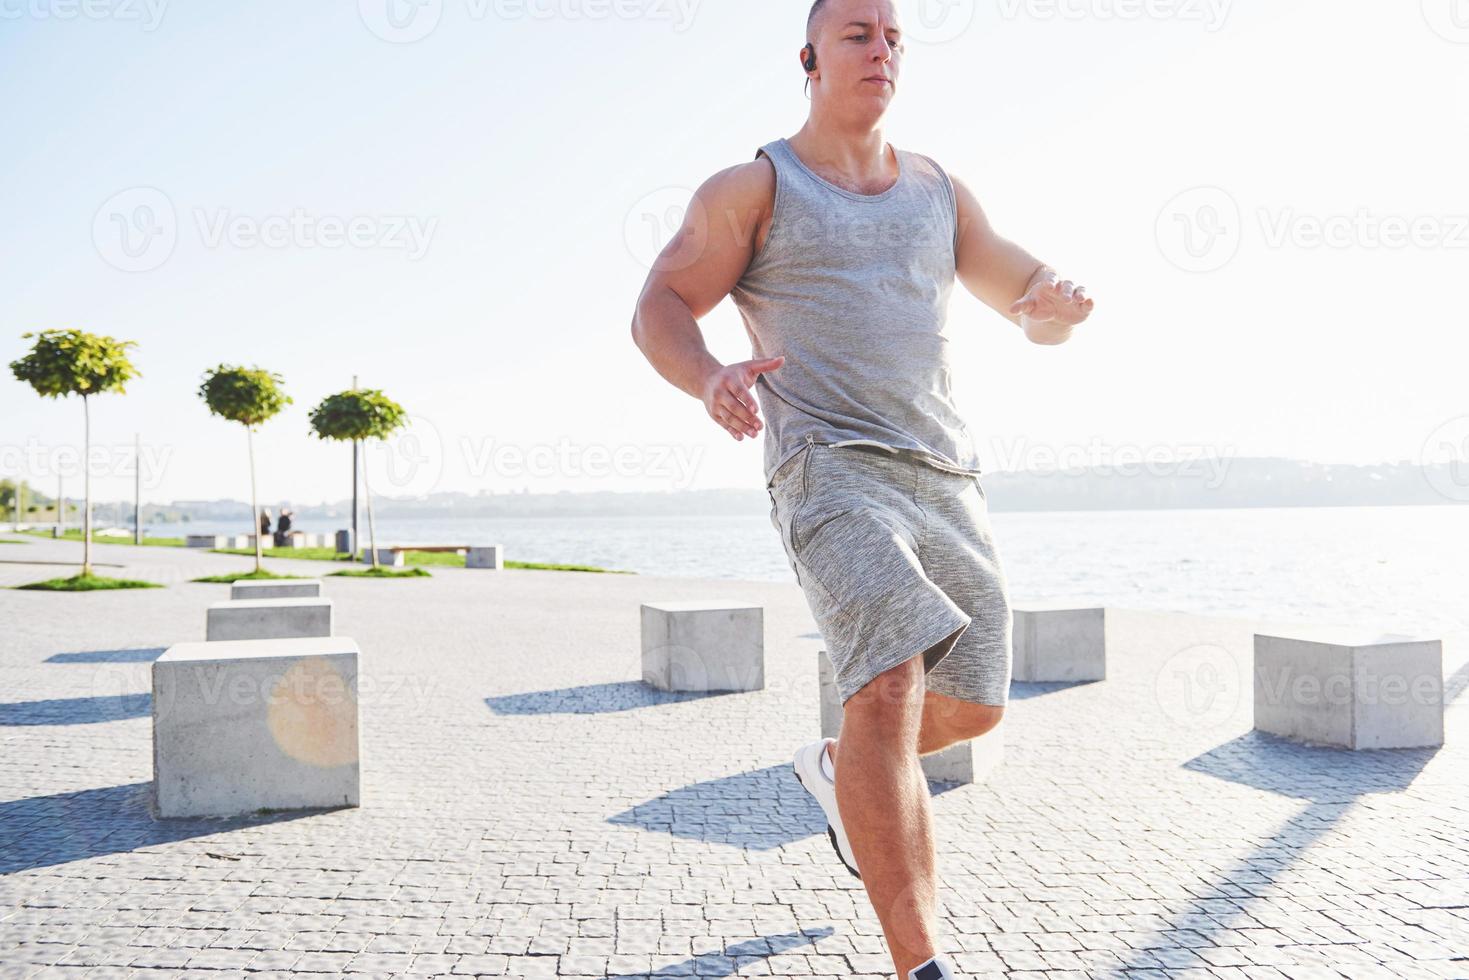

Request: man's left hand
left=1009, top=278, right=1094, bottom=327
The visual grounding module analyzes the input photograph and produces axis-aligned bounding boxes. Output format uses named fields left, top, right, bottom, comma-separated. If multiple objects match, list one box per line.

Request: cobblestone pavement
left=1, top=537, right=1466, bottom=979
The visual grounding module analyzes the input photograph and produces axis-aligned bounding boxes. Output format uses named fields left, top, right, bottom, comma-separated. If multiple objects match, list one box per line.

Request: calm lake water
left=142, top=505, right=1469, bottom=640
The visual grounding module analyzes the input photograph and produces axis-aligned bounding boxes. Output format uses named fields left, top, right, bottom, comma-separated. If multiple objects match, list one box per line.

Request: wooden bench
left=360, top=545, right=465, bottom=567
left=362, top=545, right=504, bottom=568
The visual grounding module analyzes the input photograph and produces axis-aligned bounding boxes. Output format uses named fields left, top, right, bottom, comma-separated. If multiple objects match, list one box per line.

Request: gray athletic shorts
left=767, top=438, right=1013, bottom=707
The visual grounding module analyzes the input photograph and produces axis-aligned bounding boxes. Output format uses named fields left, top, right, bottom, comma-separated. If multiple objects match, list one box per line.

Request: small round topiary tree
left=10, top=329, right=139, bottom=578
left=198, top=365, right=292, bottom=573
left=307, top=388, right=407, bottom=570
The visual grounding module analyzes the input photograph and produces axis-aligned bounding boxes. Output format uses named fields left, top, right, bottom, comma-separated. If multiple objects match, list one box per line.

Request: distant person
left=259, top=508, right=272, bottom=545
left=630, top=2, right=1095, bottom=977
left=275, top=509, right=293, bottom=547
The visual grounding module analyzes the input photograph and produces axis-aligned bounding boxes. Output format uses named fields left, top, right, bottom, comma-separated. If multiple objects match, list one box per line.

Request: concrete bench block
left=207, top=598, right=333, bottom=641
left=818, top=650, right=1002, bottom=785
left=1013, top=604, right=1106, bottom=682
left=1254, top=628, right=1444, bottom=749
left=152, top=636, right=361, bottom=818
left=641, top=600, right=764, bottom=692
left=230, top=579, right=323, bottom=601
left=466, top=545, right=504, bottom=569
left=186, top=534, right=228, bottom=548
left=360, top=548, right=405, bottom=567
left=283, top=533, right=325, bottom=549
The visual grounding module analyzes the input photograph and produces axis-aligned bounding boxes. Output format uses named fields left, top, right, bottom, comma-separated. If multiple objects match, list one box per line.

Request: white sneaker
left=791, top=737, right=861, bottom=879
left=908, top=956, right=958, bottom=980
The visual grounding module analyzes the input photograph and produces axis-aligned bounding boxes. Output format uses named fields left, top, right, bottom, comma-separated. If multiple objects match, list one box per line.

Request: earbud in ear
left=802, top=43, right=817, bottom=72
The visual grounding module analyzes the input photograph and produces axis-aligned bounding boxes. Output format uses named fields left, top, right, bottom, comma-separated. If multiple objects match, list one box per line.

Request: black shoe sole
left=792, top=762, right=862, bottom=880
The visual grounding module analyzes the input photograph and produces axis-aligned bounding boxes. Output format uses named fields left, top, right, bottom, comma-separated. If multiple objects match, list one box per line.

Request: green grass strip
left=14, top=572, right=163, bottom=591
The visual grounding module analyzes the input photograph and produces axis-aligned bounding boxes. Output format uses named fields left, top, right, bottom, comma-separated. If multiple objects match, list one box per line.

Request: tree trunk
left=82, top=395, right=93, bottom=577
left=248, top=424, right=262, bottom=574
left=363, top=440, right=379, bottom=571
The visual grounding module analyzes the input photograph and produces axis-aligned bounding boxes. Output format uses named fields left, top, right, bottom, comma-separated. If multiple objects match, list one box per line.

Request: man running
left=630, top=2, right=1094, bottom=977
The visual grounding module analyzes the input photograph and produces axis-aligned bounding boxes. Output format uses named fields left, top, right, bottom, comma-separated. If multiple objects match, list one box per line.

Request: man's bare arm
left=951, top=171, right=1094, bottom=345
left=631, top=161, right=785, bottom=441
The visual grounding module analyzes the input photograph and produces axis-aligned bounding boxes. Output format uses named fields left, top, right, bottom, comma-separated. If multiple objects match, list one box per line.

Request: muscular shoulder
left=686, top=155, right=775, bottom=255
left=695, top=156, right=774, bottom=220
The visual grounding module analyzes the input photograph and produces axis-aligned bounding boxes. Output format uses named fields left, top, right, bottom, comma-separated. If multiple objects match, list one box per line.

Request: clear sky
left=2, top=0, right=1466, bottom=507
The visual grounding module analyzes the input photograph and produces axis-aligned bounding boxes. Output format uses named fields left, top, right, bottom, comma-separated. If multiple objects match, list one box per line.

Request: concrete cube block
left=207, top=598, right=333, bottom=641
left=1254, top=628, right=1444, bottom=749
left=152, top=636, right=361, bottom=818
left=230, top=579, right=322, bottom=601
left=360, top=548, right=404, bottom=567
left=186, top=534, right=227, bottom=548
left=285, top=533, right=325, bottom=549
left=466, top=545, right=504, bottom=570
left=1013, top=604, right=1106, bottom=682
left=641, top=600, right=764, bottom=692
left=818, top=650, right=1002, bottom=784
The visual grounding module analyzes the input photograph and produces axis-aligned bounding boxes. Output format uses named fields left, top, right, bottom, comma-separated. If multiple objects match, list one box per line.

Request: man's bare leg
left=830, top=627, right=964, bottom=978
left=916, top=690, right=1004, bottom=756
left=830, top=691, right=1005, bottom=777
left=828, top=642, right=1007, bottom=977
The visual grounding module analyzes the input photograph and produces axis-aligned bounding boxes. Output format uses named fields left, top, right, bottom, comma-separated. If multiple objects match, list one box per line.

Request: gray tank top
left=730, top=136, right=985, bottom=488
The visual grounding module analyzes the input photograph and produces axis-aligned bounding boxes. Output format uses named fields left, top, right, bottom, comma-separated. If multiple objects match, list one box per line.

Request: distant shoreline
left=15, top=458, right=1465, bottom=523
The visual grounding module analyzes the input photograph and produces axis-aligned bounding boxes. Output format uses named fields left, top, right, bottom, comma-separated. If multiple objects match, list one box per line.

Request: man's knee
left=942, top=700, right=1004, bottom=740
left=844, top=653, right=926, bottom=721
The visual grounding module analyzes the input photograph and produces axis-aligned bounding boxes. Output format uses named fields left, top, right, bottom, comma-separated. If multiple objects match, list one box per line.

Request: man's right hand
left=702, top=356, right=784, bottom=441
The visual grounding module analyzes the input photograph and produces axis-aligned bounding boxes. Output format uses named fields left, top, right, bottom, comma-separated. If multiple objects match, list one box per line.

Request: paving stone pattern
left=1, top=538, right=1466, bottom=979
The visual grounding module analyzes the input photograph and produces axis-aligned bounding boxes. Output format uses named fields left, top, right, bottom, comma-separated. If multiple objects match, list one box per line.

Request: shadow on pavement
left=0, top=782, right=315, bottom=875
left=486, top=681, right=733, bottom=716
